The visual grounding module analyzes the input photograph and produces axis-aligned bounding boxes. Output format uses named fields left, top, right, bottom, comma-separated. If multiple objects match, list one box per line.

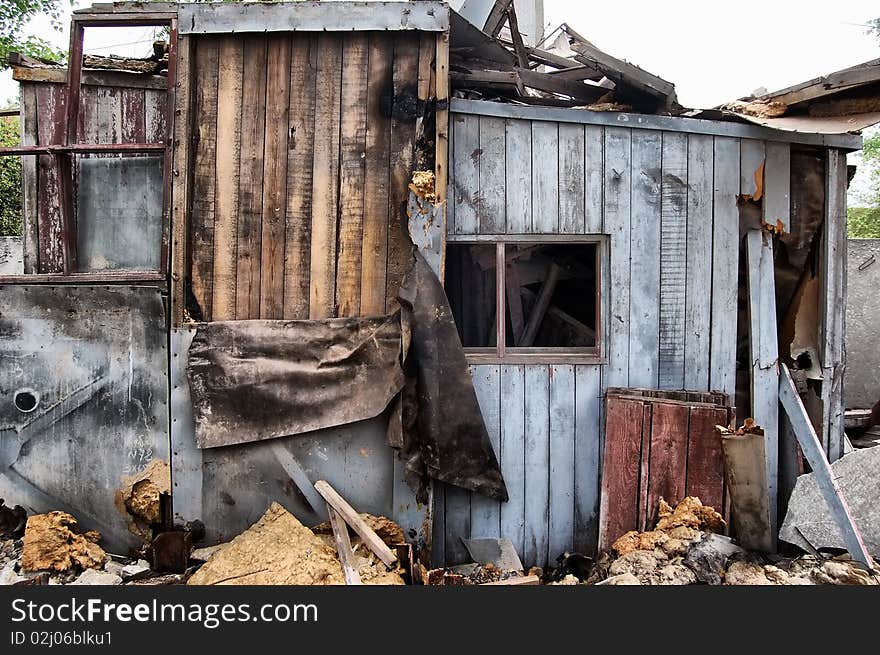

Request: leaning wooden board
left=598, top=388, right=734, bottom=552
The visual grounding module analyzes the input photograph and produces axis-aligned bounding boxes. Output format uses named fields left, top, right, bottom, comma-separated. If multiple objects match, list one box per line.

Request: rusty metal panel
left=0, top=285, right=169, bottom=552
left=76, top=155, right=164, bottom=272
left=170, top=328, right=428, bottom=547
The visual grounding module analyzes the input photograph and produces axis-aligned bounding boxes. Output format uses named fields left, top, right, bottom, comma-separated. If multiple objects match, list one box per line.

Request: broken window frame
left=446, top=234, right=607, bottom=365
left=0, top=8, right=177, bottom=281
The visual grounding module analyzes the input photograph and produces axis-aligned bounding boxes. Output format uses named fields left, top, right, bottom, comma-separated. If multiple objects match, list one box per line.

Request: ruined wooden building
left=1, top=2, right=874, bottom=568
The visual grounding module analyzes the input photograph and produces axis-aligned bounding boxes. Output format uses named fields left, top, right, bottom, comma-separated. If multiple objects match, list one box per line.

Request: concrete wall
left=845, top=238, right=880, bottom=410
left=0, top=236, right=23, bottom=274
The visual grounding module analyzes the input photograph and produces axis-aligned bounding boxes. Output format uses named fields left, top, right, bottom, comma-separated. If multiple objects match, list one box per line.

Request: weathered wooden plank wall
left=444, top=112, right=754, bottom=567
left=185, top=31, right=437, bottom=321
left=18, top=77, right=168, bottom=274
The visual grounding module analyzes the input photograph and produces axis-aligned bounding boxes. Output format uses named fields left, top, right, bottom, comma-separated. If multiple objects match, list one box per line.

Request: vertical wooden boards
left=19, top=84, right=39, bottom=273
left=451, top=113, right=479, bottom=234
left=478, top=116, right=506, bottom=233
left=821, top=149, right=847, bottom=462
left=604, top=127, right=632, bottom=389
left=584, top=125, right=604, bottom=234
left=684, top=134, right=714, bottom=391
left=283, top=34, right=317, bottom=320
left=259, top=34, right=292, bottom=319
left=710, top=137, right=740, bottom=396
left=598, top=396, right=643, bottom=551
left=548, top=364, right=575, bottom=561
left=644, top=402, right=689, bottom=528
left=523, top=366, right=550, bottom=566
left=34, top=83, right=66, bottom=274
left=359, top=34, right=393, bottom=317
left=685, top=405, right=727, bottom=512
left=628, top=130, right=662, bottom=388
left=235, top=36, right=268, bottom=320
left=308, top=33, right=343, bottom=319
left=211, top=36, right=243, bottom=321
left=385, top=33, right=420, bottom=311
left=574, top=365, right=601, bottom=554
left=745, top=228, right=778, bottom=546
left=504, top=118, right=531, bottom=234
left=189, top=37, right=220, bottom=320
left=763, top=142, right=790, bottom=232
left=558, top=123, right=585, bottom=234
left=170, top=34, right=193, bottom=323
left=470, top=365, right=502, bottom=539
left=500, top=364, right=526, bottom=559
left=658, top=131, right=687, bottom=390
left=334, top=34, right=369, bottom=317
left=531, top=121, right=559, bottom=232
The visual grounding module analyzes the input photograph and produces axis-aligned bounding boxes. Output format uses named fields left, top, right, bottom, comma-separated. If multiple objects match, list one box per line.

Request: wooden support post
left=745, top=228, right=778, bottom=548
left=434, top=30, right=449, bottom=282
left=778, top=364, right=872, bottom=569
left=483, top=0, right=513, bottom=37
left=506, top=4, right=530, bottom=70
left=519, top=262, right=560, bottom=347
left=315, top=480, right=398, bottom=567
left=820, top=150, right=847, bottom=462
left=327, top=505, right=363, bottom=585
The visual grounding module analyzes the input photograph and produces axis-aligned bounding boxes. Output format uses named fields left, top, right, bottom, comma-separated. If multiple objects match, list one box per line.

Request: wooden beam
left=515, top=67, right=606, bottom=103
left=519, top=262, right=561, bottom=347
left=761, top=58, right=880, bottom=107
left=480, top=574, right=541, bottom=586
left=778, top=364, right=872, bottom=569
left=170, top=32, right=192, bottom=326
left=179, top=1, right=450, bottom=34
left=569, top=40, right=675, bottom=103
left=505, top=3, right=529, bottom=70
left=314, top=480, right=398, bottom=567
left=547, top=65, right=605, bottom=82
left=327, top=505, right=363, bottom=585
left=12, top=65, right=168, bottom=89
left=435, top=31, right=449, bottom=283
left=745, top=228, right=778, bottom=548
left=483, top=0, right=513, bottom=37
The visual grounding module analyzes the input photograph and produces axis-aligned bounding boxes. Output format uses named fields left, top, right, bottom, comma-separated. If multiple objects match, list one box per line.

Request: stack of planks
left=598, top=388, right=735, bottom=552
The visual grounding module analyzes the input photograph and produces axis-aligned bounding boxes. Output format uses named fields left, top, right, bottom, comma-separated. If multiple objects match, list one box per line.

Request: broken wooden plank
left=519, top=262, right=560, bottom=347
left=569, top=40, right=675, bottom=104
left=506, top=3, right=529, bottom=70
left=745, top=228, right=779, bottom=547
left=327, top=505, right=363, bottom=585
left=480, top=574, right=540, bottom=586
left=598, top=396, right=644, bottom=551
left=778, top=364, right=872, bottom=569
left=271, top=442, right=324, bottom=515
left=314, top=480, right=397, bottom=567
left=515, top=67, right=606, bottom=104
left=761, top=58, right=880, bottom=107
left=482, top=0, right=513, bottom=38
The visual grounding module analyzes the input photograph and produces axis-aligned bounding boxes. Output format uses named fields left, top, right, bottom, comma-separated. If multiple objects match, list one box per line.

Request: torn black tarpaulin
left=185, top=251, right=507, bottom=503
left=397, top=250, right=508, bottom=503
left=187, top=313, right=406, bottom=448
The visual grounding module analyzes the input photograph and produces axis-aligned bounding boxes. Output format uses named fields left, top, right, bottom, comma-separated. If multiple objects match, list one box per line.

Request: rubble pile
left=585, top=497, right=879, bottom=586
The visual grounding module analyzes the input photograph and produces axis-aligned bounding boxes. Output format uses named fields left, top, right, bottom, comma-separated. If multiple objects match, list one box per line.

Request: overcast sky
left=2, top=0, right=878, bottom=198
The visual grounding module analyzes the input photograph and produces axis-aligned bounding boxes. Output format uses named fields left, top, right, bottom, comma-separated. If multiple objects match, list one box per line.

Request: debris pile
left=584, top=497, right=879, bottom=585
left=114, top=459, right=171, bottom=541
left=20, top=511, right=106, bottom=574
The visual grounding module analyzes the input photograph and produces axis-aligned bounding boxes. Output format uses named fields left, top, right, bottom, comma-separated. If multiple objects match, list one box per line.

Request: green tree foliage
left=0, top=116, right=22, bottom=236
left=848, top=130, right=880, bottom=238
left=0, top=0, right=71, bottom=67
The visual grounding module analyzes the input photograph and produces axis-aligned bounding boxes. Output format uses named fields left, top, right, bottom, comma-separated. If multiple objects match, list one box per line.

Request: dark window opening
left=446, top=241, right=600, bottom=356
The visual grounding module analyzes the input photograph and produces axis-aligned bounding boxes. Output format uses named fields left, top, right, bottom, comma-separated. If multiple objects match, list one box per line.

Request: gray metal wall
left=845, top=238, right=880, bottom=410
left=442, top=105, right=796, bottom=566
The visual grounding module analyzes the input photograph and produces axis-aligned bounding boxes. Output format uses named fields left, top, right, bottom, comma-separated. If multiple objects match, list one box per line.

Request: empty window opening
left=446, top=241, right=600, bottom=358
